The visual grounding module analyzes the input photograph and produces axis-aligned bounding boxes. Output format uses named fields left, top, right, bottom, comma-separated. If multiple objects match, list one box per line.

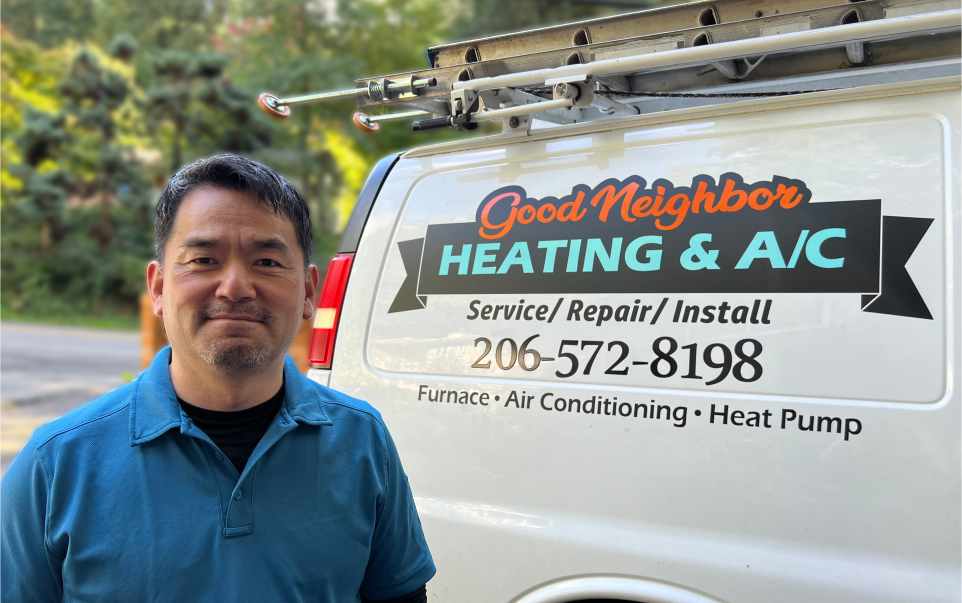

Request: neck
left=168, top=350, right=285, bottom=412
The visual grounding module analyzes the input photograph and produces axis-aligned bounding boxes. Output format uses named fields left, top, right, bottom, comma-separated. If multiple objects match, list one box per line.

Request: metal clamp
left=552, top=77, right=594, bottom=108
left=451, top=89, right=479, bottom=117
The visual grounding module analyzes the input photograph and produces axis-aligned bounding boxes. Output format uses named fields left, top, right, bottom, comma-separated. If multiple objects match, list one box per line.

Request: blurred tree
left=1, top=33, right=70, bottom=251
left=146, top=50, right=215, bottom=172
left=0, top=0, right=97, bottom=48
left=453, top=0, right=672, bottom=38
left=1, top=33, right=155, bottom=319
left=3, top=0, right=681, bottom=324
left=107, top=33, right=139, bottom=62
left=222, top=0, right=458, bottom=241
left=91, top=0, right=224, bottom=53
left=12, top=109, right=72, bottom=249
left=0, top=30, right=65, bottom=200
left=57, top=44, right=137, bottom=249
left=194, top=76, right=273, bottom=156
left=142, top=48, right=272, bottom=173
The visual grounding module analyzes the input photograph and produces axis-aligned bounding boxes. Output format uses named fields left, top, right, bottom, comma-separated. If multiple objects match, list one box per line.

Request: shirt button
left=215, top=454, right=224, bottom=461
left=234, top=490, right=243, bottom=500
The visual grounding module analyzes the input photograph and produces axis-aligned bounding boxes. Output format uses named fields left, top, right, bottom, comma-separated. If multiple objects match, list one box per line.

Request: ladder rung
left=426, top=0, right=916, bottom=68
left=356, top=0, right=952, bottom=111
left=451, top=9, right=960, bottom=94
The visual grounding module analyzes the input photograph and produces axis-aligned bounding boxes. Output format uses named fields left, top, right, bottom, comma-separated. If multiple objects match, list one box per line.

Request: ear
left=147, top=261, right=164, bottom=317
left=302, top=264, right=320, bottom=320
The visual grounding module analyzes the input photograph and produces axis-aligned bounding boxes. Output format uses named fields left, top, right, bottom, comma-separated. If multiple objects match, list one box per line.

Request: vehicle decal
left=389, top=172, right=931, bottom=319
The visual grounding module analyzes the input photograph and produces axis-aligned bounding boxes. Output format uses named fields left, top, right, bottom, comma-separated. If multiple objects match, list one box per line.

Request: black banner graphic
left=389, top=174, right=932, bottom=319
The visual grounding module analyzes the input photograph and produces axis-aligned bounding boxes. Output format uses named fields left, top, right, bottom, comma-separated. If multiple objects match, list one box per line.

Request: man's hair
left=155, top=154, right=313, bottom=268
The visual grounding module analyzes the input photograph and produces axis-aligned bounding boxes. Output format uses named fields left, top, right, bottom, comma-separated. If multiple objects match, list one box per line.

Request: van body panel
left=326, top=80, right=961, bottom=602
left=337, top=153, right=401, bottom=254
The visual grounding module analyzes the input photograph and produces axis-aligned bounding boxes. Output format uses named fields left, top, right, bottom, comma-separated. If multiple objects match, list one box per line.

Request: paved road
left=1, top=322, right=140, bottom=476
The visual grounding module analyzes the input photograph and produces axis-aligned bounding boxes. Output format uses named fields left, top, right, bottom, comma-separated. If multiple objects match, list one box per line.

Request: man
left=1, top=155, right=436, bottom=602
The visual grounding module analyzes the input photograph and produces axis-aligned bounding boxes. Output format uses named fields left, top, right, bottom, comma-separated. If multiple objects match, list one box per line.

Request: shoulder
left=323, top=389, right=385, bottom=425
left=32, top=381, right=135, bottom=451
left=301, top=375, right=385, bottom=426
left=292, top=375, right=390, bottom=456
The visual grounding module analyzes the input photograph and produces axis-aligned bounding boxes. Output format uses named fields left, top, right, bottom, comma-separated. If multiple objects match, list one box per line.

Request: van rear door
left=328, top=79, right=961, bottom=603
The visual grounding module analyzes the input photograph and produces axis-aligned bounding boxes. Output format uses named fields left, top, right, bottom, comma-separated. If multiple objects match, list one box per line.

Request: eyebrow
left=179, top=237, right=220, bottom=249
left=252, top=238, right=292, bottom=253
left=177, top=236, right=293, bottom=254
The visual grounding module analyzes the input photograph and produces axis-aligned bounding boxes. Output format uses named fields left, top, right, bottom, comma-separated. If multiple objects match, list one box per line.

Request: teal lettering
left=680, top=233, right=720, bottom=270
left=624, top=236, right=662, bottom=272
left=498, top=242, right=534, bottom=274
left=735, top=231, right=786, bottom=269
left=538, top=240, right=568, bottom=273
left=787, top=230, right=810, bottom=268
left=583, top=238, right=622, bottom=273
left=566, top=239, right=582, bottom=273
left=440, top=244, right=471, bottom=276
left=472, top=243, right=500, bottom=274
left=806, top=228, right=846, bottom=268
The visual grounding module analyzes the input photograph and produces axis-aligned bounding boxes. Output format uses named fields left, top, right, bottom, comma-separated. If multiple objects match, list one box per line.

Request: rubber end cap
left=257, top=93, right=290, bottom=119
left=353, top=112, right=380, bottom=133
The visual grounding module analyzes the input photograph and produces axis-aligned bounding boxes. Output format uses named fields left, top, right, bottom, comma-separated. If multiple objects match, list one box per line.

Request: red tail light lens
left=309, top=253, right=354, bottom=369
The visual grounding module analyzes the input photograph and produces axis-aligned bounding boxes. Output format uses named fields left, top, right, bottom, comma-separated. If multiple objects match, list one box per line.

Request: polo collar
left=280, top=355, right=333, bottom=426
left=130, top=347, right=332, bottom=447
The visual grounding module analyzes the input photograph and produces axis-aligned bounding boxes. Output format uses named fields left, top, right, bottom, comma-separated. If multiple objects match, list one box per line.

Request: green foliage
left=2, top=202, right=152, bottom=314
left=452, top=0, right=627, bottom=39
left=1, top=0, right=97, bottom=49
left=2, top=0, right=673, bottom=327
left=1, top=33, right=154, bottom=321
left=0, top=32, right=65, bottom=199
left=107, top=34, right=139, bottom=62
left=16, top=108, right=68, bottom=166
left=143, top=47, right=270, bottom=172
left=0, top=305, right=141, bottom=331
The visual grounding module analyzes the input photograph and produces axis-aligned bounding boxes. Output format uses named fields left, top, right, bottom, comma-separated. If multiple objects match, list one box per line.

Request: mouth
left=207, top=314, right=263, bottom=323
left=198, top=304, right=273, bottom=330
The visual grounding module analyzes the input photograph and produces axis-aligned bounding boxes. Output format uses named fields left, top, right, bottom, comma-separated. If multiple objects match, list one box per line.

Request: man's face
left=147, top=187, right=318, bottom=372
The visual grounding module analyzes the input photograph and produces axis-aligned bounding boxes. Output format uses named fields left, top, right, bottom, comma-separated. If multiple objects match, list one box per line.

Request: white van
left=291, top=1, right=962, bottom=601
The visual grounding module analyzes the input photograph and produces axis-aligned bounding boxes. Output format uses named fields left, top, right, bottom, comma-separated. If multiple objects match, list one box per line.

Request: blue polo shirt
left=1, top=347, right=436, bottom=602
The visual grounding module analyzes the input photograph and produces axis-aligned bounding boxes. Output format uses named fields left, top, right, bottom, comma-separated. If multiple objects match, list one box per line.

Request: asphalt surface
left=1, top=322, right=141, bottom=476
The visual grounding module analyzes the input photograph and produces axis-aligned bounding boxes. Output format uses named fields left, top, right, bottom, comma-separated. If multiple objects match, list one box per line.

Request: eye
left=256, top=258, right=281, bottom=267
left=192, top=257, right=216, bottom=265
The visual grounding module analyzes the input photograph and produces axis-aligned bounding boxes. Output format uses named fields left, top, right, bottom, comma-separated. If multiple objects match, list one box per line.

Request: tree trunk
left=41, top=220, right=51, bottom=251
left=298, top=106, right=325, bottom=232
left=95, top=132, right=112, bottom=251
left=172, top=115, right=184, bottom=174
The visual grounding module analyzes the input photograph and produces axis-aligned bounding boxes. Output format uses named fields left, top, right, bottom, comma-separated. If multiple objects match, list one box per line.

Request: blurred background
left=0, top=0, right=680, bottom=472
left=1, top=0, right=685, bottom=329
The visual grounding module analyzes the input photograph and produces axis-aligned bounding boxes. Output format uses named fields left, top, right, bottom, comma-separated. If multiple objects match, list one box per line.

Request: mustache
left=198, top=302, right=274, bottom=324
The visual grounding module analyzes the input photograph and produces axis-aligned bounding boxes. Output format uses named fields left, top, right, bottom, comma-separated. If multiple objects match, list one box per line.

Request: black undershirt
left=177, top=385, right=427, bottom=603
left=178, top=384, right=285, bottom=474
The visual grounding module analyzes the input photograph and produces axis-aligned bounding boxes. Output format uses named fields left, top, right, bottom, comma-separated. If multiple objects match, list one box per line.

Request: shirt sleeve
left=359, top=423, right=436, bottom=601
left=1, top=437, right=64, bottom=603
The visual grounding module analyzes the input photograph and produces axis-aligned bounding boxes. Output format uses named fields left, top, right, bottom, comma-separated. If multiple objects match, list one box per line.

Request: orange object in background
left=286, top=316, right=314, bottom=372
left=139, top=293, right=313, bottom=372
left=140, top=293, right=168, bottom=369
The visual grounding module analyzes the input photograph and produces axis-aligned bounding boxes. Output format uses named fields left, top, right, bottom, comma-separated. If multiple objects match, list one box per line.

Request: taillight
left=309, top=253, right=354, bottom=369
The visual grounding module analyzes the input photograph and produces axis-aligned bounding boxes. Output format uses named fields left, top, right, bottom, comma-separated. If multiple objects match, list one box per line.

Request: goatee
left=195, top=302, right=276, bottom=371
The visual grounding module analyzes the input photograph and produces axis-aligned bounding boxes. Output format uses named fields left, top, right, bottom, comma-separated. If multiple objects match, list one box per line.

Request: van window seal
left=337, top=153, right=402, bottom=254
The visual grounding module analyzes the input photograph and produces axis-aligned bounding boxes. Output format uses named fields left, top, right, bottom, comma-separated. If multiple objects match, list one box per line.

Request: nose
left=216, top=259, right=256, bottom=302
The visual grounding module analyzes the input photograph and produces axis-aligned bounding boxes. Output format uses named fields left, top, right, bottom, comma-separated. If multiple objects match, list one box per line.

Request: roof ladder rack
left=256, top=0, right=961, bottom=134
